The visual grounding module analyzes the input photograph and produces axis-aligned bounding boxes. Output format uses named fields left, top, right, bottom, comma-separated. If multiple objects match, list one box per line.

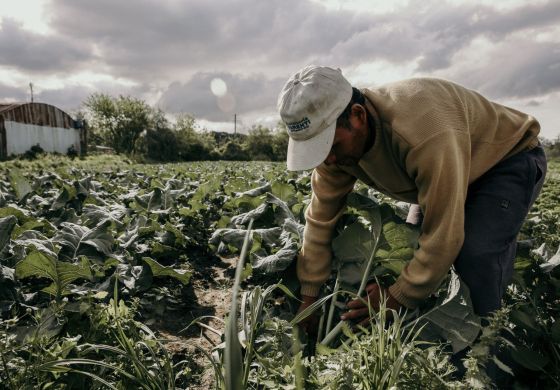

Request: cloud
left=434, top=36, right=560, bottom=100
left=158, top=72, right=285, bottom=121
left=45, top=1, right=560, bottom=94
left=2, top=0, right=560, bottom=125
left=0, top=81, right=27, bottom=102
left=526, top=99, right=542, bottom=107
left=46, top=0, right=376, bottom=83
left=411, top=1, right=560, bottom=71
left=0, top=18, right=94, bottom=73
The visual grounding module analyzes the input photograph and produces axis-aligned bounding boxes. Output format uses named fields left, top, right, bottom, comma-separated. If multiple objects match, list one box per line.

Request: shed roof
left=0, top=103, right=25, bottom=114
left=0, top=102, right=75, bottom=128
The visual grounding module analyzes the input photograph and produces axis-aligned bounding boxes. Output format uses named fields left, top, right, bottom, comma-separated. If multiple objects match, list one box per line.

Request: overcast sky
left=0, top=0, right=559, bottom=139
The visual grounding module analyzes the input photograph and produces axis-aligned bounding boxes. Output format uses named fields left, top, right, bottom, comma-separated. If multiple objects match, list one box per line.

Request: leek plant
left=39, top=278, right=181, bottom=390
left=307, top=299, right=460, bottom=389
left=218, top=219, right=308, bottom=389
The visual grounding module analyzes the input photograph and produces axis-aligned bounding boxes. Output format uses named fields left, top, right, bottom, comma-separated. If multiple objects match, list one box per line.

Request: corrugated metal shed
left=0, top=102, right=87, bottom=159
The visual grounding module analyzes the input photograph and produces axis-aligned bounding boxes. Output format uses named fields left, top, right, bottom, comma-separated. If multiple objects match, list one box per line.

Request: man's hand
left=296, top=295, right=320, bottom=336
left=341, top=283, right=402, bottom=327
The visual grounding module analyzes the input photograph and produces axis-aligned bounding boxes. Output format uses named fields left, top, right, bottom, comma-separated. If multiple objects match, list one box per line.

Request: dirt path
left=154, top=256, right=236, bottom=389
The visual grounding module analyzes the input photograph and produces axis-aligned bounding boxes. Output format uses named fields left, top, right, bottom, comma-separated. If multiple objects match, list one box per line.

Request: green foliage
left=308, top=308, right=460, bottom=389
left=84, top=93, right=289, bottom=162
left=9, top=168, right=33, bottom=201
left=208, top=161, right=560, bottom=389
left=220, top=140, right=250, bottom=161
left=135, top=127, right=180, bottom=162
left=207, top=278, right=459, bottom=389
left=85, top=93, right=153, bottom=154
left=15, top=251, right=93, bottom=301
left=271, top=121, right=289, bottom=161
left=0, top=296, right=188, bottom=389
left=242, top=124, right=289, bottom=162
left=0, top=154, right=295, bottom=388
left=1, top=153, right=559, bottom=388
left=38, top=283, right=182, bottom=390
left=244, top=125, right=275, bottom=161
left=541, top=136, right=560, bottom=160
left=174, top=114, right=219, bottom=161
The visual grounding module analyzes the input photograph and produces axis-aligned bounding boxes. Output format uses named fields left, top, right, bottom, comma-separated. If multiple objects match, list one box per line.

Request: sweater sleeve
left=298, top=164, right=357, bottom=297
left=389, top=131, right=470, bottom=308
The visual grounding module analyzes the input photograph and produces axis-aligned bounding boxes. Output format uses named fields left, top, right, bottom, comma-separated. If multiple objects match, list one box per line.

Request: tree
left=220, top=140, right=249, bottom=161
left=244, top=125, right=275, bottom=161
left=271, top=121, right=289, bottom=161
left=174, top=114, right=217, bottom=161
left=541, top=135, right=560, bottom=159
left=134, top=127, right=179, bottom=162
left=84, top=94, right=152, bottom=154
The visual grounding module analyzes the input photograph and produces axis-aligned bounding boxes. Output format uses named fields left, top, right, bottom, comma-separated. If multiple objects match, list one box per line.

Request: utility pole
left=29, top=82, right=34, bottom=103
left=234, top=114, right=237, bottom=136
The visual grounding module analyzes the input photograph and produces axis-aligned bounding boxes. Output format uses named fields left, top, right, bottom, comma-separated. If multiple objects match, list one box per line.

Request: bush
left=84, top=94, right=152, bottom=155
left=220, top=141, right=250, bottom=161
left=22, top=144, right=45, bottom=160
left=82, top=93, right=291, bottom=162
left=541, top=136, right=560, bottom=159
left=174, top=114, right=217, bottom=161
left=66, top=145, right=79, bottom=159
left=134, top=128, right=179, bottom=162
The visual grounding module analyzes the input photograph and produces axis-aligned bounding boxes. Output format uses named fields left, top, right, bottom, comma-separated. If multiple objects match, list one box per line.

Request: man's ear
left=350, top=104, right=367, bottom=126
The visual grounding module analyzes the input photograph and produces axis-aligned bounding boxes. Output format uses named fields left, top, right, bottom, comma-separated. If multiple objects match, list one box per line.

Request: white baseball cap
left=277, top=65, right=353, bottom=171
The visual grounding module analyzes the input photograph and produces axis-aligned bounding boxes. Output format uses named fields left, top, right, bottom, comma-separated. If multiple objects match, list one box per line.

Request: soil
left=153, top=255, right=237, bottom=389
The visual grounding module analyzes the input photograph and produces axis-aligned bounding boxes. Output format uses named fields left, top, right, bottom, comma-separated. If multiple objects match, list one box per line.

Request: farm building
left=0, top=102, right=86, bottom=160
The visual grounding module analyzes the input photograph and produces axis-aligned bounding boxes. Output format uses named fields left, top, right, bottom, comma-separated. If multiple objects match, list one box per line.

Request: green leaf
left=50, top=185, right=77, bottom=211
left=0, top=206, right=31, bottom=224
left=540, top=245, right=560, bottom=273
left=9, top=168, right=33, bottom=200
left=142, top=257, right=191, bottom=285
left=82, top=204, right=127, bottom=227
left=511, top=310, right=539, bottom=331
left=53, top=220, right=114, bottom=261
left=15, top=251, right=93, bottom=298
left=492, top=356, right=514, bottom=376
left=210, top=227, right=282, bottom=253
left=12, top=220, right=46, bottom=239
left=134, top=187, right=164, bottom=210
left=116, top=264, right=152, bottom=293
left=514, top=256, right=533, bottom=271
left=225, top=220, right=254, bottom=390
left=13, top=230, right=59, bottom=259
left=511, top=346, right=549, bottom=371
left=16, top=307, right=65, bottom=342
left=332, top=221, right=376, bottom=264
left=0, top=215, right=17, bottom=249
left=223, top=194, right=265, bottom=211
left=93, top=291, right=109, bottom=299
left=417, top=271, right=481, bottom=353
left=151, top=242, right=179, bottom=259
left=376, top=221, right=419, bottom=261
left=162, top=222, right=187, bottom=246
left=271, top=181, right=296, bottom=202
left=237, top=183, right=271, bottom=197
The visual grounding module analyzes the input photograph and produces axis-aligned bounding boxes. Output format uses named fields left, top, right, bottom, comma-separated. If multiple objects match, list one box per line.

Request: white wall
left=5, top=121, right=80, bottom=156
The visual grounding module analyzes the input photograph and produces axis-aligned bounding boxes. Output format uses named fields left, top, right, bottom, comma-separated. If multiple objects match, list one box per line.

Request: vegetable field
left=0, top=154, right=559, bottom=389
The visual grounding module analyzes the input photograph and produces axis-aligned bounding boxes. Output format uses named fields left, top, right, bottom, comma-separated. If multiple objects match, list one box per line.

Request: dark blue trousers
left=455, top=145, right=547, bottom=317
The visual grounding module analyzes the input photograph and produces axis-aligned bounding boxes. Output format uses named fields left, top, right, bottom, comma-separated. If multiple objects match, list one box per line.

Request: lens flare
left=210, top=78, right=227, bottom=97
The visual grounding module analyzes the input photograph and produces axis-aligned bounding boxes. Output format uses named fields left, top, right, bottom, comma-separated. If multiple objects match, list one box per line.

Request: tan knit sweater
left=298, top=78, right=540, bottom=308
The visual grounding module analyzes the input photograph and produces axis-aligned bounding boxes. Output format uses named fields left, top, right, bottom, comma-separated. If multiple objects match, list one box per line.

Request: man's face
left=324, top=105, right=369, bottom=167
